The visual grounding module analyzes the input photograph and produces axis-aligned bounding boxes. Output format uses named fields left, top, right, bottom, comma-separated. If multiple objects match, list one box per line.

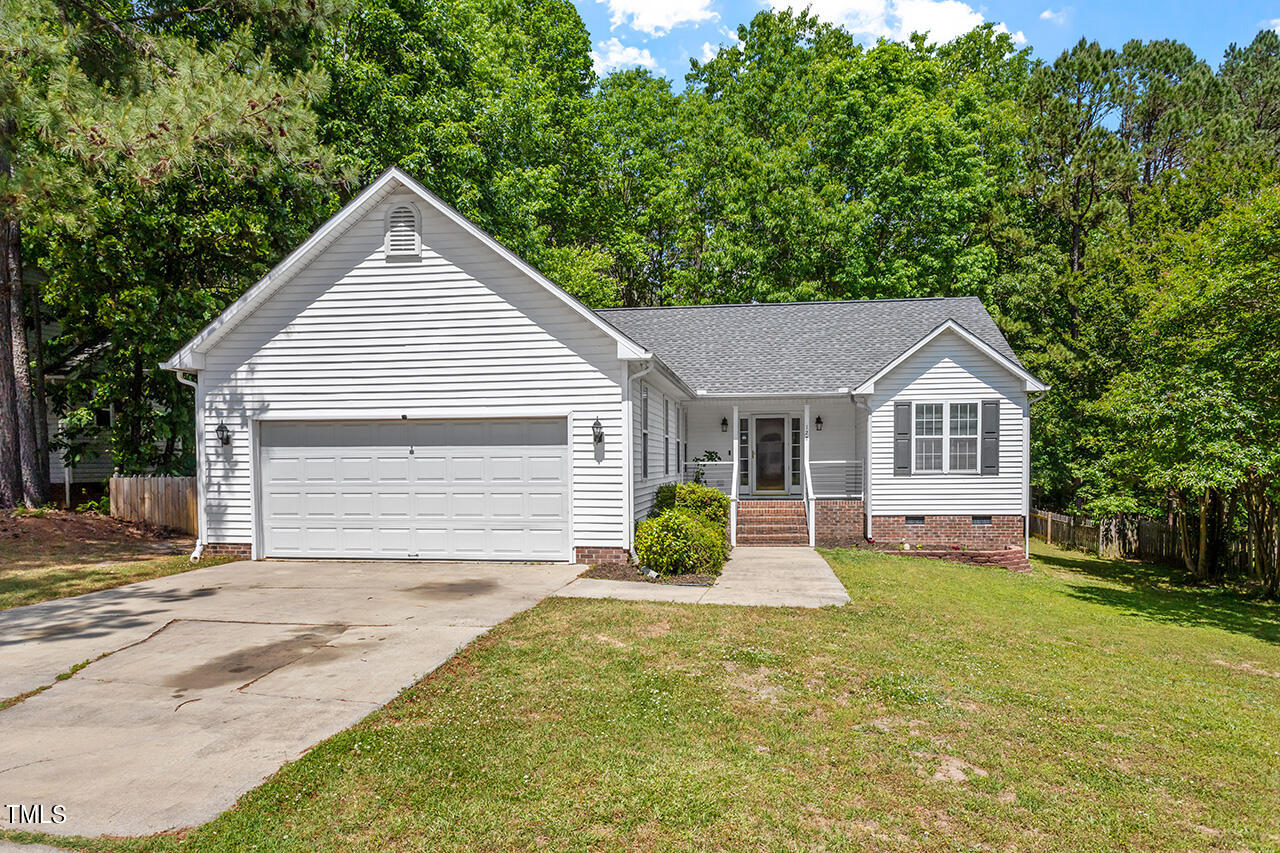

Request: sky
left=573, top=0, right=1280, bottom=81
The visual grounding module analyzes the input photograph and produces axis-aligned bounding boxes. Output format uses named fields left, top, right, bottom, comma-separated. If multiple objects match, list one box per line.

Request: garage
left=258, top=418, right=571, bottom=560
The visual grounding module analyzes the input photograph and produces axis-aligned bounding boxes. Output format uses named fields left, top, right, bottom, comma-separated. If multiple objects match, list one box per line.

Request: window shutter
left=386, top=206, right=419, bottom=256
left=893, top=401, right=911, bottom=477
left=981, top=399, right=1000, bottom=475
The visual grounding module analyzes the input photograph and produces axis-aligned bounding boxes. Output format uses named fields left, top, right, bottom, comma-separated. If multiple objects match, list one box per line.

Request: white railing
left=682, top=460, right=734, bottom=495
left=809, top=460, right=865, bottom=499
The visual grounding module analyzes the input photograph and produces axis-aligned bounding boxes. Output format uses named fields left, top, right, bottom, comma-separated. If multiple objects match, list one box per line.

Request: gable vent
left=386, top=205, right=420, bottom=258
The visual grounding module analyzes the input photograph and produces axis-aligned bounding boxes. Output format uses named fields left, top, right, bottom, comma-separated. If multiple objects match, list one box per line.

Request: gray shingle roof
left=596, top=297, right=1022, bottom=395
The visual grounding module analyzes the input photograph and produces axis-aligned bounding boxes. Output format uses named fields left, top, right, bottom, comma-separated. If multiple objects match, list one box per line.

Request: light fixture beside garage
left=215, top=422, right=231, bottom=446
left=815, top=416, right=823, bottom=431
left=592, top=418, right=605, bottom=445
left=721, top=417, right=729, bottom=432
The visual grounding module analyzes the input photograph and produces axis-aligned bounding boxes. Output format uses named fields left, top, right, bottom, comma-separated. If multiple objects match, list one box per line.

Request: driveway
left=0, top=559, right=580, bottom=838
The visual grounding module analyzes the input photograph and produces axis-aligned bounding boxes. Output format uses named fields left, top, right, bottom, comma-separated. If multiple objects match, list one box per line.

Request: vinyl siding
left=868, top=329, right=1027, bottom=516
left=47, top=413, right=114, bottom=485
left=631, top=376, right=683, bottom=520
left=198, top=188, right=627, bottom=551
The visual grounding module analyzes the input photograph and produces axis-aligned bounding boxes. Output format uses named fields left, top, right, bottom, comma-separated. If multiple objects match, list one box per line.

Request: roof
left=597, top=297, right=1038, bottom=396
left=163, top=166, right=651, bottom=372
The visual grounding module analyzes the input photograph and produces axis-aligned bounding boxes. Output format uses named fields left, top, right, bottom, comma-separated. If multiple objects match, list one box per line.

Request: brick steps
left=737, top=500, right=808, bottom=547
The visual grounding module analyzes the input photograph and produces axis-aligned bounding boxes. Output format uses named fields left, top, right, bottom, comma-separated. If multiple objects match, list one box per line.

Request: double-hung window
left=914, top=402, right=980, bottom=473
left=663, top=400, right=670, bottom=477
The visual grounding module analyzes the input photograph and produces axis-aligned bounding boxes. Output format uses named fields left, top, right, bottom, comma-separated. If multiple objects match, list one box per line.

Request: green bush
left=674, top=481, right=731, bottom=529
left=635, top=509, right=729, bottom=576
left=649, top=483, right=678, bottom=518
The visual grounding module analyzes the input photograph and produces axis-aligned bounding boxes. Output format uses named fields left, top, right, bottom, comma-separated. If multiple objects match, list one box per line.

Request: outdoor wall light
left=815, top=416, right=824, bottom=431
left=215, top=422, right=231, bottom=446
left=721, top=417, right=729, bottom=432
left=592, top=417, right=605, bottom=445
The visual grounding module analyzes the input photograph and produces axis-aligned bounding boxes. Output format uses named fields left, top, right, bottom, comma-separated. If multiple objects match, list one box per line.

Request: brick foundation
left=870, top=515, right=1024, bottom=550
left=203, top=542, right=251, bottom=558
left=814, top=499, right=865, bottom=547
left=574, top=546, right=631, bottom=567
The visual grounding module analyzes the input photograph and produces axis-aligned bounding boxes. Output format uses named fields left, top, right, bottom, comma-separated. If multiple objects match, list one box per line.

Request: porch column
left=804, top=403, right=814, bottom=546
left=729, top=404, right=739, bottom=547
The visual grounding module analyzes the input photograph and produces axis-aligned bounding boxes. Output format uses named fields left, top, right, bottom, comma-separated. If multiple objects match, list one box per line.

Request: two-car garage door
left=259, top=419, right=570, bottom=560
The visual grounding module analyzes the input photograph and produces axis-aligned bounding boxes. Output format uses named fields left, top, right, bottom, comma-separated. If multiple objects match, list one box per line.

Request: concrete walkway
left=553, top=546, right=849, bottom=608
left=0, top=559, right=580, bottom=839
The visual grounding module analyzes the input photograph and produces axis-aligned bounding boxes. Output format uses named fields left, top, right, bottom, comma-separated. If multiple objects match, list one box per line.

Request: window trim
left=911, top=400, right=985, bottom=475
left=641, top=383, right=649, bottom=480
left=663, top=399, right=670, bottom=477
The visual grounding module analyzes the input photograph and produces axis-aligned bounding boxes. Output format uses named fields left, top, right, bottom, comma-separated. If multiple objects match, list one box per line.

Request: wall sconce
left=592, top=418, right=605, bottom=445
left=215, top=422, right=231, bottom=446
left=721, top=417, right=729, bottom=433
left=815, top=416, right=823, bottom=431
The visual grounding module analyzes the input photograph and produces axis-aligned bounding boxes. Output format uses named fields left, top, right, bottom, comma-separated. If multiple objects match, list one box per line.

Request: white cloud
left=590, top=37, right=661, bottom=74
left=1040, top=8, right=1068, bottom=26
left=770, top=0, right=1022, bottom=45
left=1266, top=17, right=1280, bottom=32
left=596, top=0, right=718, bottom=36
left=700, top=41, right=718, bottom=62
left=994, top=22, right=1028, bottom=46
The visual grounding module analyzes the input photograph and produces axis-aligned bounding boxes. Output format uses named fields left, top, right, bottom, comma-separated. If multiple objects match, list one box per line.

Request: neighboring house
left=162, top=167, right=1047, bottom=563
left=45, top=342, right=115, bottom=505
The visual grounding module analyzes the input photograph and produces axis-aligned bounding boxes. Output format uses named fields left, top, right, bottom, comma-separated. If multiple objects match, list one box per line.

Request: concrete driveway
left=0, top=559, right=580, bottom=838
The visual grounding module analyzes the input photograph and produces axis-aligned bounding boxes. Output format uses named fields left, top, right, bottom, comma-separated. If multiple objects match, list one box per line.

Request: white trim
left=621, top=362, right=635, bottom=554
left=853, top=320, right=1048, bottom=395
left=863, top=397, right=873, bottom=540
left=163, top=166, right=652, bottom=371
left=729, top=404, right=739, bottom=547
left=250, top=406, right=577, bottom=421
left=249, top=417, right=262, bottom=560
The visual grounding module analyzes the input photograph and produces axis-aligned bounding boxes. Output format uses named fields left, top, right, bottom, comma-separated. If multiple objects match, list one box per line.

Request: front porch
left=679, top=396, right=866, bottom=547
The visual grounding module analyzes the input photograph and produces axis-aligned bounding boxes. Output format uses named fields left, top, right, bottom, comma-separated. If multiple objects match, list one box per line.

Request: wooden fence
left=1031, top=508, right=1253, bottom=574
left=110, top=475, right=197, bottom=534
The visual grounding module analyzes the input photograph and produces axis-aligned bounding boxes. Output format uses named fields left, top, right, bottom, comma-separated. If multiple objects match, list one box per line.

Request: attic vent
left=385, top=205, right=420, bottom=258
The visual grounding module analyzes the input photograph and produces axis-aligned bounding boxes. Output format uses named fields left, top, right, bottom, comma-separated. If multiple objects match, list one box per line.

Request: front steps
left=736, top=500, right=809, bottom=546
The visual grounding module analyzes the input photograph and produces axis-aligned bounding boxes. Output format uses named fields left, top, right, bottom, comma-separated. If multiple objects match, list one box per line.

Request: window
left=905, top=516, right=926, bottom=526
left=950, top=403, right=978, bottom=473
left=914, top=403, right=943, bottom=472
left=385, top=205, right=420, bottom=257
left=790, top=417, right=801, bottom=487
left=676, top=408, right=683, bottom=474
left=663, top=399, right=670, bottom=477
left=972, top=516, right=992, bottom=526
left=641, top=384, right=649, bottom=480
left=738, top=418, right=749, bottom=487
left=913, top=402, right=982, bottom=473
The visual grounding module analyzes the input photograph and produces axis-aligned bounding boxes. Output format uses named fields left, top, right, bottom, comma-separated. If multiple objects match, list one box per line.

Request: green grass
left=7, top=542, right=1280, bottom=851
left=0, top=552, right=231, bottom=610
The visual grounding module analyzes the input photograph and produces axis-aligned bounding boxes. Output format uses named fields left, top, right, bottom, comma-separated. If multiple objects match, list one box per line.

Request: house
left=162, top=167, right=1047, bottom=565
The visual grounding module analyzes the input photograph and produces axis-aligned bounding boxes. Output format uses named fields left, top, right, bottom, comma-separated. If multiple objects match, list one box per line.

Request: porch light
left=215, top=422, right=231, bottom=446
left=592, top=418, right=605, bottom=444
left=721, top=417, right=729, bottom=432
left=815, top=416, right=823, bottom=431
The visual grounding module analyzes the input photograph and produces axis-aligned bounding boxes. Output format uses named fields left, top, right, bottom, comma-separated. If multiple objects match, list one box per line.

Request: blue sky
left=573, top=0, right=1280, bottom=82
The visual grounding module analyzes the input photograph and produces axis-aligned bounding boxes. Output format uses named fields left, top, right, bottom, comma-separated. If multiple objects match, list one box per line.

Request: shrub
left=649, top=483, right=678, bottom=518
left=635, top=509, right=729, bottom=576
left=674, top=481, right=731, bottom=530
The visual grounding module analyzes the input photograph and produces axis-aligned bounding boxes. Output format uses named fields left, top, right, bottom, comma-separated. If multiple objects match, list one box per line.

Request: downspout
left=174, top=371, right=206, bottom=562
left=625, top=359, right=656, bottom=559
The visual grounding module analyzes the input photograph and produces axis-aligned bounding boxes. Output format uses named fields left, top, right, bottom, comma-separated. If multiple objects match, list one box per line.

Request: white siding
left=868, top=329, right=1027, bottom=516
left=47, top=413, right=114, bottom=485
left=631, top=375, right=683, bottom=520
left=198, top=188, right=627, bottom=552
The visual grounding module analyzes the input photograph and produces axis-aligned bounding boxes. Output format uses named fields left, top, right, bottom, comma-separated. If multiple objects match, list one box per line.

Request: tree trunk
left=1176, top=492, right=1195, bottom=575
left=27, top=269, right=49, bottom=491
left=6, top=219, right=43, bottom=506
left=0, top=216, right=22, bottom=507
left=1195, top=487, right=1209, bottom=580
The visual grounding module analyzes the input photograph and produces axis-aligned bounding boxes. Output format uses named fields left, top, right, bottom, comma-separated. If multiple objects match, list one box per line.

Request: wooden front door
left=753, top=416, right=787, bottom=492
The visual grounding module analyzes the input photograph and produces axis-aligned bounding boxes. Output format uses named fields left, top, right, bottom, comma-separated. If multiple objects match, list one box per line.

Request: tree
left=2, top=0, right=332, bottom=498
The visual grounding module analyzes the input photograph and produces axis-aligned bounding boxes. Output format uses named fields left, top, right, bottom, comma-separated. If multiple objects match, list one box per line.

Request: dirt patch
left=167, top=625, right=347, bottom=690
left=0, top=510, right=191, bottom=569
left=578, top=562, right=716, bottom=587
left=1211, top=659, right=1280, bottom=678
left=913, top=751, right=989, bottom=783
left=722, top=661, right=783, bottom=703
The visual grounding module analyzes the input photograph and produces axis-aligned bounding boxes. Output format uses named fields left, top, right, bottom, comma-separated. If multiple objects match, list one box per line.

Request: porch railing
left=809, top=460, right=864, bottom=499
left=682, top=460, right=735, bottom=496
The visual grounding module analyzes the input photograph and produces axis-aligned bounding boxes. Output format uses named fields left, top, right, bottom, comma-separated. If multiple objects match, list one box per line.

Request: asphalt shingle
left=596, top=297, right=1021, bottom=395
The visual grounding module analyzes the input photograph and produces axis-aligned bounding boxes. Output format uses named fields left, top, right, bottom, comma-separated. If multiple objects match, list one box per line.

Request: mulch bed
left=579, top=562, right=717, bottom=587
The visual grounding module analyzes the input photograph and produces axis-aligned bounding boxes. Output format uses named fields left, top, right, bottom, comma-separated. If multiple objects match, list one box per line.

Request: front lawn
left=0, top=511, right=229, bottom=610
left=9, top=542, right=1280, bottom=851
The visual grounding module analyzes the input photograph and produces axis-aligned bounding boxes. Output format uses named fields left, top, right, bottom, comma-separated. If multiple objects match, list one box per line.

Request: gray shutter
left=981, top=400, right=1000, bottom=475
left=893, top=401, right=911, bottom=477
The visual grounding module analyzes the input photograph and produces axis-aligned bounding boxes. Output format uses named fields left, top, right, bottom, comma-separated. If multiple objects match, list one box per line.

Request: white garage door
left=259, top=419, right=570, bottom=560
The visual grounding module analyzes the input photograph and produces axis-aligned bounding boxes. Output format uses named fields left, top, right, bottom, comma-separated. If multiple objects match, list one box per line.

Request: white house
left=163, top=167, right=1046, bottom=564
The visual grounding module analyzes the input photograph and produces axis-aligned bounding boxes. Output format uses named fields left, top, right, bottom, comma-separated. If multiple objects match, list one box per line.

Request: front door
left=754, top=416, right=787, bottom=492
